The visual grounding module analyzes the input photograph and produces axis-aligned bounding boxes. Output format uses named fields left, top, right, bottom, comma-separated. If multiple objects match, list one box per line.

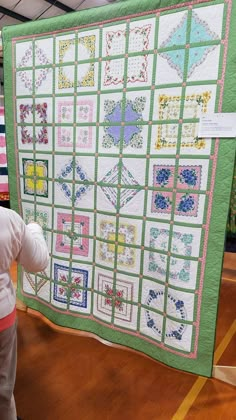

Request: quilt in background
left=3, top=0, right=236, bottom=377
left=0, top=107, right=9, bottom=206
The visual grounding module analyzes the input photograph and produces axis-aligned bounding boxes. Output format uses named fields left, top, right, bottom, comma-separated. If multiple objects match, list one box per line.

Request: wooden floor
left=10, top=257, right=236, bottom=420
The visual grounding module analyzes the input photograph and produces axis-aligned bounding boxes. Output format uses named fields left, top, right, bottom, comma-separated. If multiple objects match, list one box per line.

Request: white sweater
left=0, top=207, right=49, bottom=319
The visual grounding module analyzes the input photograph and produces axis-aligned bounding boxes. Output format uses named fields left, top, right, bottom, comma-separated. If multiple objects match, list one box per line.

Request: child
left=0, top=207, right=49, bottom=420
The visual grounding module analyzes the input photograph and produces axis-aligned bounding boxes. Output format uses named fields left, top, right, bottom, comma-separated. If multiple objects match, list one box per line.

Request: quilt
left=3, top=0, right=236, bottom=377
left=0, top=107, right=9, bottom=204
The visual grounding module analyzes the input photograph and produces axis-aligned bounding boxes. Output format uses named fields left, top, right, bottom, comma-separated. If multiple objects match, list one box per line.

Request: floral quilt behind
left=3, top=0, right=236, bottom=376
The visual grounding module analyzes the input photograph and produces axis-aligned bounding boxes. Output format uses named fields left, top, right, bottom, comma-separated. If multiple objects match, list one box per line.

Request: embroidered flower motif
left=172, top=330, right=182, bottom=340
left=20, top=104, right=31, bottom=122
left=73, top=276, right=82, bottom=285
left=18, top=45, right=33, bottom=67
left=195, top=138, right=206, bottom=149
left=21, top=127, right=32, bottom=144
left=59, top=274, right=67, bottom=283
left=181, top=234, right=193, bottom=245
left=154, top=193, right=171, bottom=210
left=179, top=269, right=190, bottom=282
left=155, top=168, right=172, bottom=187
left=61, top=128, right=71, bottom=144
left=61, top=183, right=72, bottom=199
left=37, top=128, right=48, bottom=144
left=61, top=106, right=72, bottom=121
left=71, top=289, right=81, bottom=300
left=104, top=285, right=124, bottom=311
left=18, top=44, right=52, bottom=92
left=178, top=168, right=197, bottom=187
left=20, top=103, right=48, bottom=144
left=59, top=287, right=66, bottom=296
left=105, top=284, right=113, bottom=296
left=105, top=298, right=112, bottom=306
left=57, top=160, right=91, bottom=205
left=58, top=273, right=83, bottom=300
left=35, top=45, right=51, bottom=65
left=177, top=194, right=195, bottom=213
left=175, top=300, right=184, bottom=310
left=35, top=103, right=47, bottom=123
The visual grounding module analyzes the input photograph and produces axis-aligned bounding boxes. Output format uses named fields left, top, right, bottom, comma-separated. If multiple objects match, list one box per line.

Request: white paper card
left=198, top=113, right=236, bottom=138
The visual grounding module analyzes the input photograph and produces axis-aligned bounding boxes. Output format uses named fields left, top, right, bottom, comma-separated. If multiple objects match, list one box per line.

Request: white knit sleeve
left=17, top=222, right=49, bottom=273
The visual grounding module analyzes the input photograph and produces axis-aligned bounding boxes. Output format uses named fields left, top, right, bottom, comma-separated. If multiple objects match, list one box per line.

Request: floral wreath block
left=101, top=163, right=140, bottom=209
left=19, top=103, right=48, bottom=145
left=56, top=159, right=91, bottom=205
left=57, top=99, right=94, bottom=148
left=17, top=44, right=52, bottom=93
left=104, top=24, right=151, bottom=85
left=103, top=96, right=146, bottom=149
left=56, top=212, right=89, bottom=256
left=57, top=99, right=94, bottom=123
left=58, top=35, right=96, bottom=88
left=23, top=159, right=48, bottom=197
left=54, top=263, right=88, bottom=308
left=96, top=274, right=134, bottom=322
left=155, top=91, right=211, bottom=150
left=99, top=220, right=136, bottom=267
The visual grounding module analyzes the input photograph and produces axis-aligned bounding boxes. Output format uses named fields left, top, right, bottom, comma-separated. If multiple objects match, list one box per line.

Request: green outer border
left=3, top=0, right=236, bottom=377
